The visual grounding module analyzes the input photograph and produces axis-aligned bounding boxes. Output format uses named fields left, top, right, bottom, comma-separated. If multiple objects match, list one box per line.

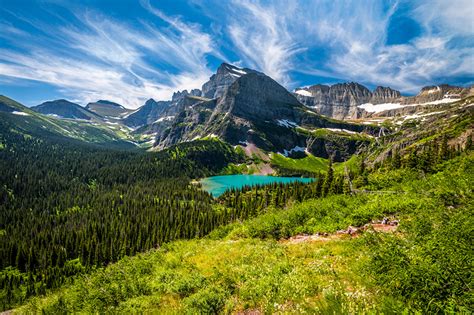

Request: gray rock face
left=215, top=72, right=301, bottom=119
left=371, top=86, right=401, bottom=103
left=32, top=99, right=100, bottom=120
left=172, top=89, right=201, bottom=102
left=295, top=82, right=471, bottom=119
left=86, top=100, right=130, bottom=118
left=201, top=63, right=259, bottom=99
left=155, top=68, right=374, bottom=160
left=295, top=83, right=373, bottom=119
left=401, top=84, right=466, bottom=104
left=122, top=99, right=171, bottom=128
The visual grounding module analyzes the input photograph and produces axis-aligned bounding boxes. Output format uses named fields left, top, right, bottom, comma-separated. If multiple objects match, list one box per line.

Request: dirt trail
left=283, top=221, right=398, bottom=245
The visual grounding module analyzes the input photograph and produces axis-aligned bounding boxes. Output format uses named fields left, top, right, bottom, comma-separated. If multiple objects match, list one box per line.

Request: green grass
left=13, top=153, right=473, bottom=313
left=17, top=236, right=377, bottom=314
left=270, top=153, right=362, bottom=175
left=270, top=153, right=328, bottom=173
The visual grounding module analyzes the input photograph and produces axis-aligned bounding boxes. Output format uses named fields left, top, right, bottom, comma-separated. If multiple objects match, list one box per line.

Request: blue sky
left=0, top=0, right=473, bottom=108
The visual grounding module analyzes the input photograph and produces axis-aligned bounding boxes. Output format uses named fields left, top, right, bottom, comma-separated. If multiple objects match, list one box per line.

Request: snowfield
left=278, top=146, right=306, bottom=157
left=276, top=119, right=298, bottom=128
left=294, top=89, right=312, bottom=97
left=419, top=98, right=460, bottom=105
left=12, top=111, right=30, bottom=116
left=358, top=103, right=405, bottom=113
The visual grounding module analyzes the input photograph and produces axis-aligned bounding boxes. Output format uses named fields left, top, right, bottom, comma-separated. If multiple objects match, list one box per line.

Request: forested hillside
left=0, top=118, right=338, bottom=310
left=11, top=149, right=474, bottom=314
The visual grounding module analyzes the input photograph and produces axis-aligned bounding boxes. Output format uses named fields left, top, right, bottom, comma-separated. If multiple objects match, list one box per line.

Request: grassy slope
left=270, top=153, right=328, bottom=173
left=0, top=95, right=140, bottom=148
left=270, top=153, right=361, bottom=175
left=15, top=153, right=473, bottom=314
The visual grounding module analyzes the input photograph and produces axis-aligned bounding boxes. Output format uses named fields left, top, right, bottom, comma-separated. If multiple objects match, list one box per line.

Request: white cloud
left=0, top=6, right=222, bottom=108
left=229, top=0, right=473, bottom=93
left=227, top=0, right=304, bottom=85
left=0, top=0, right=472, bottom=106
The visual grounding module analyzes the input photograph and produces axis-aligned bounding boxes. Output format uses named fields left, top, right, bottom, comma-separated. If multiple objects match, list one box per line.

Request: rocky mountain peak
left=371, top=86, right=401, bottom=103
left=95, top=100, right=124, bottom=108
left=32, top=99, right=99, bottom=120
left=217, top=72, right=300, bottom=119
left=85, top=100, right=129, bottom=118
left=201, top=63, right=260, bottom=99
left=171, top=89, right=202, bottom=102
left=409, top=84, right=466, bottom=104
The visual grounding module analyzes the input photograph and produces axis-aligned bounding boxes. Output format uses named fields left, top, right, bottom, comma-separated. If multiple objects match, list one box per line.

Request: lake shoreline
left=200, top=174, right=315, bottom=197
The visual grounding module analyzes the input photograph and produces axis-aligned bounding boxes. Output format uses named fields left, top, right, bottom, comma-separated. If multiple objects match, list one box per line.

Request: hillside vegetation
left=13, top=152, right=473, bottom=314
left=0, top=92, right=472, bottom=313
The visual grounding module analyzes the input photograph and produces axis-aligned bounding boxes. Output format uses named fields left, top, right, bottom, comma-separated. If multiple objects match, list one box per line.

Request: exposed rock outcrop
left=32, top=100, right=101, bottom=120
left=201, top=63, right=259, bottom=99
left=371, top=86, right=401, bottom=103
left=122, top=99, right=171, bottom=128
left=155, top=67, right=375, bottom=161
left=295, top=82, right=470, bottom=120
left=295, top=83, right=374, bottom=120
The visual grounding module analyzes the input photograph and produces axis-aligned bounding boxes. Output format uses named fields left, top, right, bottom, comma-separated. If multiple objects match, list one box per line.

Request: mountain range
left=1, top=62, right=472, bottom=160
left=1, top=61, right=473, bottom=315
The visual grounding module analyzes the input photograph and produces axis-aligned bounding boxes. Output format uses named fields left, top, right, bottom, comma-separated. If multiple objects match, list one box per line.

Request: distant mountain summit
left=294, top=82, right=469, bottom=119
left=85, top=100, right=131, bottom=118
left=155, top=64, right=371, bottom=160
left=122, top=99, right=172, bottom=128
left=201, top=63, right=260, bottom=99
left=32, top=99, right=100, bottom=120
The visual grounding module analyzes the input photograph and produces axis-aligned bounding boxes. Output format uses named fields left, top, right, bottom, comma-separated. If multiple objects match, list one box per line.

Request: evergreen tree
left=439, top=134, right=449, bottom=161
left=322, top=159, right=334, bottom=196
left=391, top=148, right=401, bottom=169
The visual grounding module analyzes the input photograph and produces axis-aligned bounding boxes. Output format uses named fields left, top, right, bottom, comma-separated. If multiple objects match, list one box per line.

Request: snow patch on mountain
left=358, top=103, right=405, bottom=113
left=294, top=89, right=312, bottom=97
left=276, top=119, right=298, bottom=128
left=224, top=64, right=247, bottom=77
left=12, top=111, right=30, bottom=116
left=419, top=98, right=460, bottom=105
left=324, top=128, right=357, bottom=134
left=278, top=146, right=306, bottom=157
left=154, top=116, right=175, bottom=123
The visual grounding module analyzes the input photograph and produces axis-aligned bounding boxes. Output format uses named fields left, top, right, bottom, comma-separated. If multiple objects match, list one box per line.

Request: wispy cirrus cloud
left=0, top=4, right=221, bottom=108
left=227, top=0, right=304, bottom=86
left=201, top=0, right=473, bottom=93
left=0, top=0, right=472, bottom=107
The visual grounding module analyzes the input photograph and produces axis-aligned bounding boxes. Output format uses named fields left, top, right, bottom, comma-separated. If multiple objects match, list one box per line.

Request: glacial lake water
left=200, top=174, right=314, bottom=197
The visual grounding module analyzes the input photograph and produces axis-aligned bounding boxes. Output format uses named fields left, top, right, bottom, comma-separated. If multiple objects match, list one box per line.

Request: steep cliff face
left=122, top=99, right=171, bottom=128
left=201, top=63, right=259, bottom=99
left=371, top=86, right=401, bottom=103
left=155, top=69, right=374, bottom=160
left=294, top=82, right=471, bottom=119
left=295, top=83, right=373, bottom=119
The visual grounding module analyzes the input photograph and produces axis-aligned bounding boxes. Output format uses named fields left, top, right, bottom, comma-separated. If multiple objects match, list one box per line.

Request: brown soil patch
left=282, top=223, right=398, bottom=245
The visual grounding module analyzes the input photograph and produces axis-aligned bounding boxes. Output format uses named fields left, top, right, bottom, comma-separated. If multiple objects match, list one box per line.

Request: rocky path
left=282, top=218, right=399, bottom=245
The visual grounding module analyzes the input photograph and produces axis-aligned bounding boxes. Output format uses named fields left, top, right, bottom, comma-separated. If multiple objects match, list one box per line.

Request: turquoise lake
left=200, top=175, right=314, bottom=197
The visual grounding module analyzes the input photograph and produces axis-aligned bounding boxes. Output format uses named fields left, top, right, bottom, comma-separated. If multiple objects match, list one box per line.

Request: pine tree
left=391, top=148, right=401, bottom=169
left=466, top=136, right=473, bottom=151
left=322, top=159, right=334, bottom=196
left=439, top=134, right=448, bottom=161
